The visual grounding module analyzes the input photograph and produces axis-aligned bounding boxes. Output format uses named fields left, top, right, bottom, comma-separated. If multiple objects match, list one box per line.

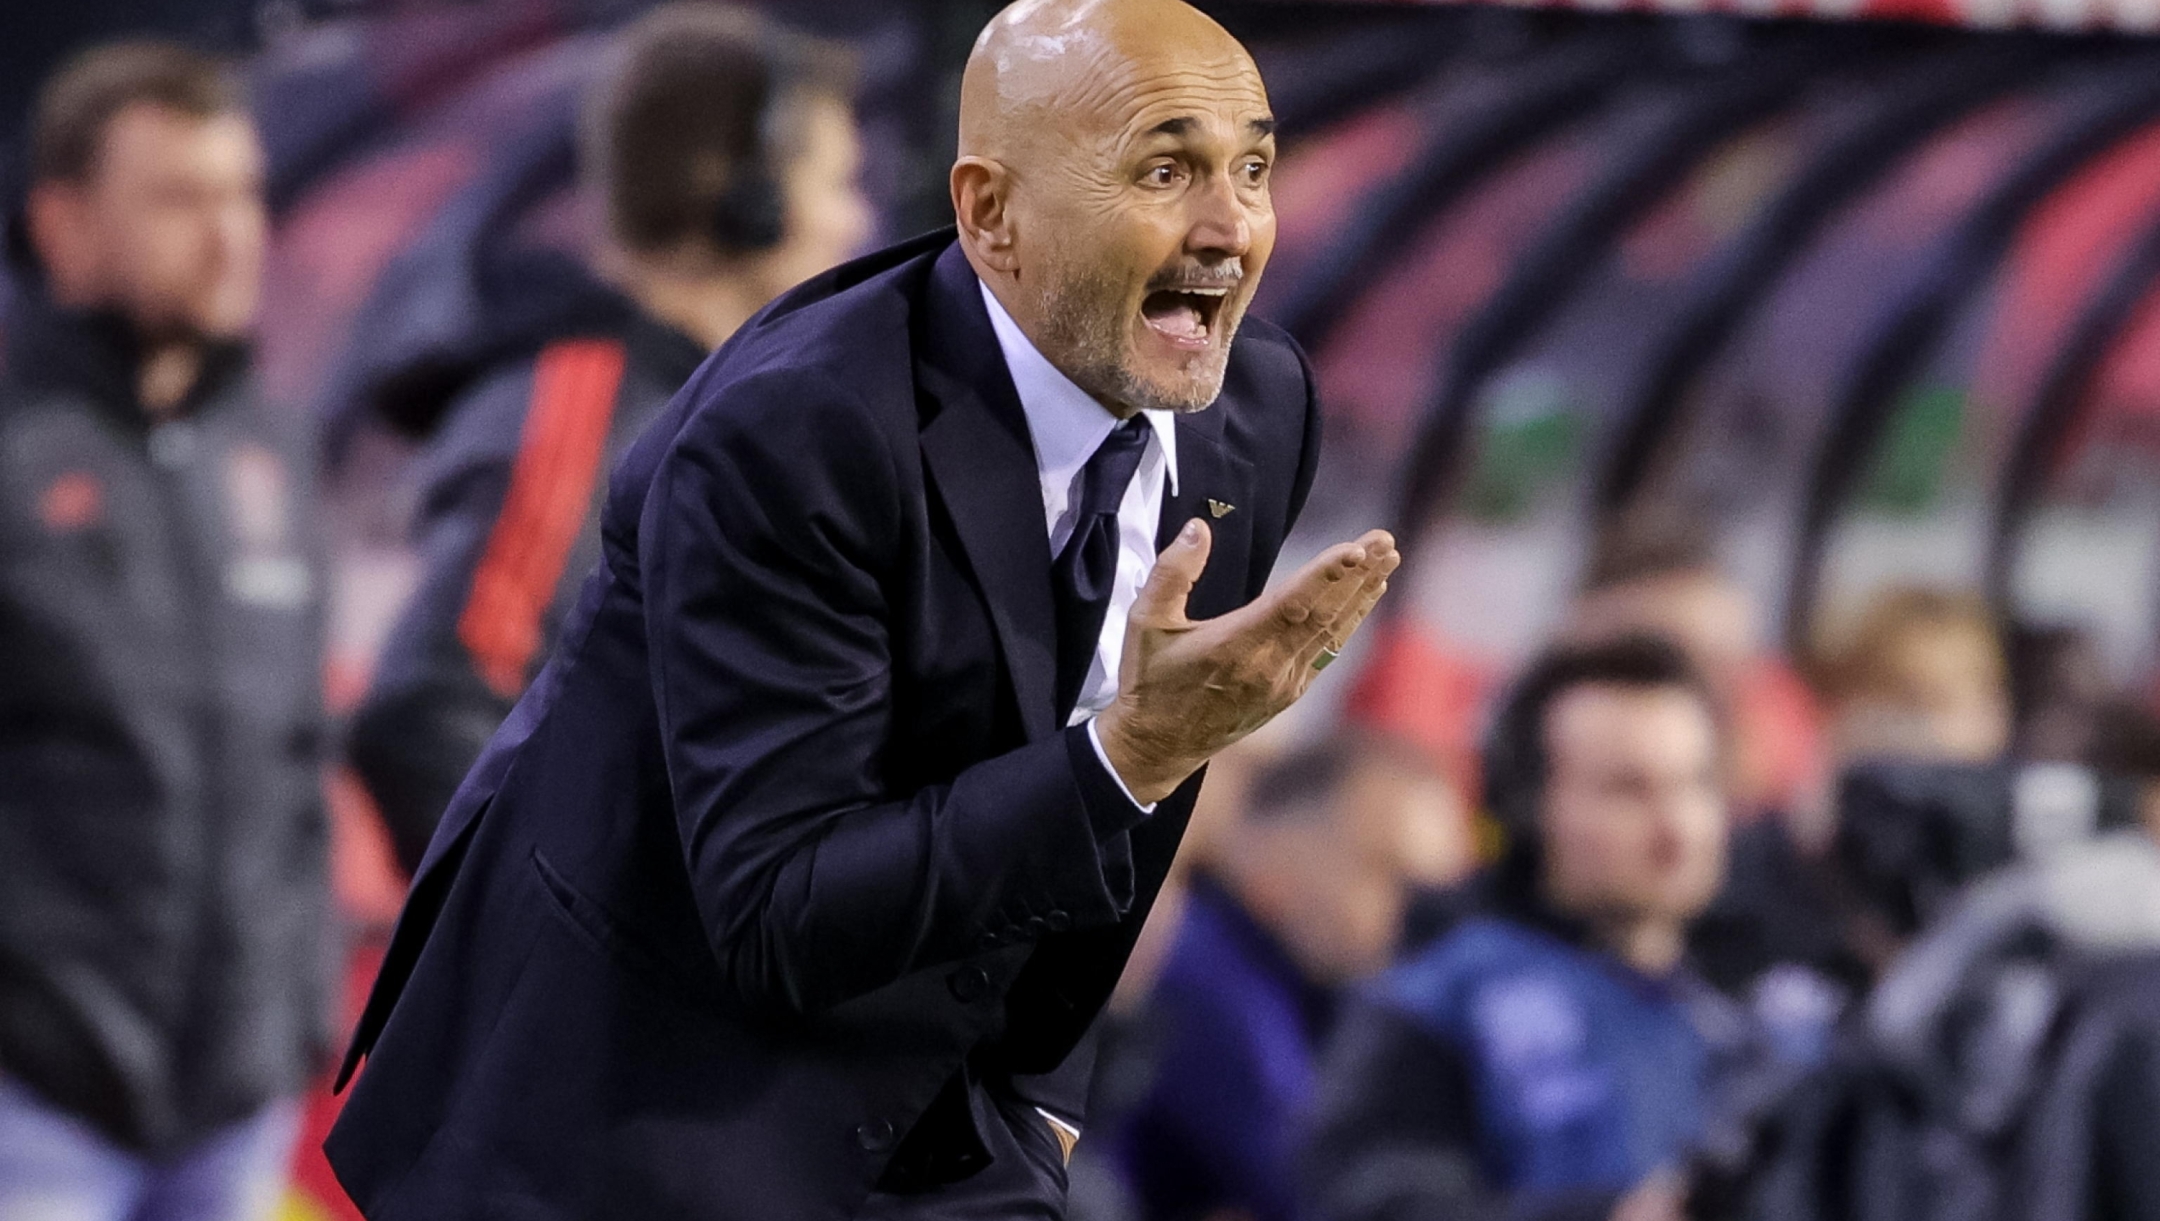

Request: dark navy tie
left=1053, top=416, right=1150, bottom=720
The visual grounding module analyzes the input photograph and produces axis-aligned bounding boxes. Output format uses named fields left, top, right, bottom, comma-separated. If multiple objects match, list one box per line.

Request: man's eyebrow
left=1142, top=114, right=1279, bottom=139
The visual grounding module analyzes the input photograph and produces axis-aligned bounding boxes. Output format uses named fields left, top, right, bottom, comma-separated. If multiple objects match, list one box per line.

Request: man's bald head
left=951, top=0, right=1277, bottom=415
left=958, top=0, right=1253, bottom=159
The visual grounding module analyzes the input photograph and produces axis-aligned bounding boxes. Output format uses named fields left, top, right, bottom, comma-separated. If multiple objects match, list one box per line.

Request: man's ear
left=24, top=181, right=96, bottom=302
left=950, top=157, right=1018, bottom=275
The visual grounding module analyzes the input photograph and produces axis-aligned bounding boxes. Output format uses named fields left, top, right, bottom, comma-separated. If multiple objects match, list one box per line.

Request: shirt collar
left=978, top=278, right=1179, bottom=496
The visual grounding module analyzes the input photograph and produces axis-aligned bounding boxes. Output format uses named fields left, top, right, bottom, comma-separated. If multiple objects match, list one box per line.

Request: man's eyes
left=1136, top=159, right=1271, bottom=188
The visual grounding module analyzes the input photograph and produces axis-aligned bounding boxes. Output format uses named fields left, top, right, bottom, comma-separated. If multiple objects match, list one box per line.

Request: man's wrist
left=1085, top=719, right=1156, bottom=813
left=1091, top=710, right=1192, bottom=806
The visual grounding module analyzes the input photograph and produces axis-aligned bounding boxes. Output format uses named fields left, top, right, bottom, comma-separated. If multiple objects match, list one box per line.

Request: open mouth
left=1140, top=285, right=1231, bottom=350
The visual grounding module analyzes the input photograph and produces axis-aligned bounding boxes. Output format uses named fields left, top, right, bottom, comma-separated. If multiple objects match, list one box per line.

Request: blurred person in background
left=1791, top=588, right=2014, bottom=981
left=1353, top=725, right=1481, bottom=905
left=1816, top=587, right=2012, bottom=773
left=1561, top=521, right=1851, bottom=1006
left=1692, top=588, right=2013, bottom=1061
left=1564, top=516, right=1823, bottom=821
left=0, top=43, right=327, bottom=1221
left=1302, top=636, right=1735, bottom=1221
left=1112, top=732, right=1464, bottom=1221
left=346, top=3, right=871, bottom=873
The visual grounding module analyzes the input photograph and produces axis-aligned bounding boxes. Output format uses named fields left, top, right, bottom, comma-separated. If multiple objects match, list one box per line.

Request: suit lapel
left=913, top=241, right=1266, bottom=737
left=1158, top=406, right=1257, bottom=623
left=916, top=245, right=1059, bottom=742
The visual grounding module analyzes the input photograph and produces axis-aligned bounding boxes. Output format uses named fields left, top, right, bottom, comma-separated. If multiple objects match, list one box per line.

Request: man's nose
left=1184, top=170, right=1252, bottom=257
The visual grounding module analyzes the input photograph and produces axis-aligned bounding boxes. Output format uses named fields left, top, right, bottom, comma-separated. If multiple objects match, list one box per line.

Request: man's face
left=32, top=104, right=266, bottom=342
left=1242, top=817, right=1405, bottom=985
left=758, top=93, right=873, bottom=299
left=1341, top=751, right=1474, bottom=889
left=1000, top=44, right=1277, bottom=413
left=1571, top=570, right=1757, bottom=691
left=1540, top=684, right=1729, bottom=928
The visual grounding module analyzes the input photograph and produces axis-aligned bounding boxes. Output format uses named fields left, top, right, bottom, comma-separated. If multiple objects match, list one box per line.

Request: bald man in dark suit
left=325, top=1, right=1398, bottom=1217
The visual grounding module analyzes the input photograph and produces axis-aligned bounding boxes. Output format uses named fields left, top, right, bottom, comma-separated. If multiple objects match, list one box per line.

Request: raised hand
left=1094, top=518, right=1399, bottom=805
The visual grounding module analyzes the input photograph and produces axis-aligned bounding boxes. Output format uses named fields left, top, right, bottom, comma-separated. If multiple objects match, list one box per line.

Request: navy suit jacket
left=324, top=233, right=1321, bottom=1220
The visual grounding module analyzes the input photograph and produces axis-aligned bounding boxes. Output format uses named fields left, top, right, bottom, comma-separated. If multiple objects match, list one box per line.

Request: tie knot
left=1079, top=416, right=1151, bottom=512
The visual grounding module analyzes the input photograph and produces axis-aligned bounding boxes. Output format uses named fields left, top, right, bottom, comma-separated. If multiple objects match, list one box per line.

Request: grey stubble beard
left=1032, top=258, right=1242, bottom=415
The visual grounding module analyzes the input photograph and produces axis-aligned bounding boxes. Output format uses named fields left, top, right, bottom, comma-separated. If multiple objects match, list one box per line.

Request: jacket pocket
left=527, top=847, right=719, bottom=1014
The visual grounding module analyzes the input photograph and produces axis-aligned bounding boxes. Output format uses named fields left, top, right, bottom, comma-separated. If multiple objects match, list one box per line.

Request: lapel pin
left=1207, top=499, right=1235, bottom=519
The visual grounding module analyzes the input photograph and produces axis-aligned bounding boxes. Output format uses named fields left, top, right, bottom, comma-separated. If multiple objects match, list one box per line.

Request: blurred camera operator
left=345, top=4, right=872, bottom=874
left=1302, top=636, right=1738, bottom=1221
left=0, top=43, right=327, bottom=1221
left=1747, top=702, right=2160, bottom=1221
left=1681, top=587, right=2013, bottom=1003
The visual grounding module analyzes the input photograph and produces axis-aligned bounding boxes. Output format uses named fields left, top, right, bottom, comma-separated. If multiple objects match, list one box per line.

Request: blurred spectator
left=1114, top=733, right=1457, bottom=1221
left=345, top=4, right=871, bottom=873
left=1816, top=587, right=2011, bottom=771
left=1687, top=587, right=2014, bottom=1000
left=1794, top=588, right=2017, bottom=979
left=1549, top=521, right=1846, bottom=1003
left=1344, top=727, right=1479, bottom=899
left=1566, top=516, right=1824, bottom=821
left=1302, top=636, right=1735, bottom=1221
left=0, top=43, right=327, bottom=1220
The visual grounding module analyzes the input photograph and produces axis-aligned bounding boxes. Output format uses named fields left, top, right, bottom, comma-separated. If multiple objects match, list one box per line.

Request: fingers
left=1291, top=534, right=1398, bottom=671
left=1268, top=536, right=1379, bottom=630
left=1129, top=518, right=1213, bottom=630
left=1210, top=529, right=1396, bottom=672
left=1275, top=530, right=1397, bottom=634
left=1292, top=571, right=1391, bottom=672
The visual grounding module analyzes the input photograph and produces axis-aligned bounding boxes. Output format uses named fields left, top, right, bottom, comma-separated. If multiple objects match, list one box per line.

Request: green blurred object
left=1464, top=370, right=1584, bottom=523
left=1861, top=384, right=1965, bottom=514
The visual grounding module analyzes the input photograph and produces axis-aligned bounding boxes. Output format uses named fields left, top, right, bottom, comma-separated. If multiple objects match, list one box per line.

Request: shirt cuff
left=1085, top=717, right=1157, bottom=814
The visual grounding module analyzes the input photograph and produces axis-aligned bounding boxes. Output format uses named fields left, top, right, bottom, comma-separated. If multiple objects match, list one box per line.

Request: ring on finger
left=1312, top=645, right=1341, bottom=672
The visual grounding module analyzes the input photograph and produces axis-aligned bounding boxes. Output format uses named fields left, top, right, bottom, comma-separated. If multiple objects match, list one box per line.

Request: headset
left=705, top=33, right=799, bottom=256
left=1479, top=667, right=1548, bottom=901
left=1, top=149, right=39, bottom=280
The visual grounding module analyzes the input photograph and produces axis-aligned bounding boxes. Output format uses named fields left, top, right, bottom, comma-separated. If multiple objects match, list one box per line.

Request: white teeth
left=1173, top=287, right=1231, bottom=297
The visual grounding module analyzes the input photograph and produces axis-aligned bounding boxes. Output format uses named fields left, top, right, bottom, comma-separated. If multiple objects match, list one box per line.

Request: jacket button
left=1044, top=909, right=1072, bottom=932
left=855, top=1119, right=896, bottom=1152
left=949, top=967, right=991, bottom=1002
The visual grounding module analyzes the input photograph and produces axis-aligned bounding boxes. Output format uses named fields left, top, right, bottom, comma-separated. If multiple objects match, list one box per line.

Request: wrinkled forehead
left=1091, top=47, right=1272, bottom=149
left=1008, top=24, right=1270, bottom=151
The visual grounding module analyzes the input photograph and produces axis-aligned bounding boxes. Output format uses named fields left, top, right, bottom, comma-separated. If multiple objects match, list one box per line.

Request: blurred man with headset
left=1305, top=636, right=1737, bottom=1221
left=347, top=4, right=873, bottom=873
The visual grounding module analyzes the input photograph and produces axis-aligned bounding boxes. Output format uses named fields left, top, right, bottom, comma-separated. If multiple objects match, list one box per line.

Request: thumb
left=1130, top=518, right=1211, bottom=628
